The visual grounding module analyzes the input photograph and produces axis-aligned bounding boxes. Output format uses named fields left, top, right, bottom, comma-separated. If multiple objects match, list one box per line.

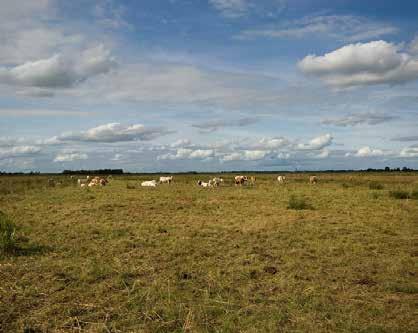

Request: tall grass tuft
left=389, top=190, right=410, bottom=199
left=287, top=195, right=313, bottom=210
left=0, top=211, right=17, bottom=255
left=369, top=181, right=384, bottom=190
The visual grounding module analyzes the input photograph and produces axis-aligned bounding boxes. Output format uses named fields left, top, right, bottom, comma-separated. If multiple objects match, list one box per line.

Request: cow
left=249, top=176, right=256, bottom=186
left=212, top=177, right=224, bottom=187
left=141, top=180, right=158, bottom=187
left=197, top=180, right=212, bottom=188
left=159, top=176, right=173, bottom=184
left=277, top=176, right=286, bottom=183
left=234, top=176, right=248, bottom=186
left=309, top=176, right=318, bottom=184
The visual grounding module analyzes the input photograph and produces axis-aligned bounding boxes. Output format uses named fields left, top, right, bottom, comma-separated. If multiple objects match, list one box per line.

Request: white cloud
left=239, top=15, right=398, bottom=42
left=346, top=146, right=385, bottom=157
left=54, top=152, right=88, bottom=162
left=0, top=146, right=41, bottom=159
left=297, top=134, right=333, bottom=150
left=409, top=35, right=418, bottom=55
left=222, top=150, right=268, bottom=161
left=0, top=45, right=116, bottom=89
left=58, top=123, right=174, bottom=143
left=209, top=0, right=249, bottom=18
left=299, top=40, right=418, bottom=88
left=158, top=148, right=214, bottom=160
left=400, top=147, right=418, bottom=158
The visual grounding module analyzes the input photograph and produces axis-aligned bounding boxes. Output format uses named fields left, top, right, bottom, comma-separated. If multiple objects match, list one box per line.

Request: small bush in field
left=0, top=211, right=17, bottom=255
left=389, top=190, right=410, bottom=199
left=411, top=190, right=418, bottom=199
left=287, top=195, right=313, bottom=210
left=126, top=183, right=136, bottom=189
left=369, top=181, right=384, bottom=190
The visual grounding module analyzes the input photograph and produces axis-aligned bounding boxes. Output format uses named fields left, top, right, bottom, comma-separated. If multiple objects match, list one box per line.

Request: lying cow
left=141, top=180, right=158, bottom=187
left=197, top=180, right=212, bottom=188
left=159, top=176, right=173, bottom=184
left=277, top=175, right=286, bottom=183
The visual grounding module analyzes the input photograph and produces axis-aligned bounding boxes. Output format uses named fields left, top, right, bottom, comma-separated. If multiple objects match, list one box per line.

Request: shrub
left=287, top=195, right=313, bottom=210
left=0, top=211, right=17, bottom=255
left=369, top=181, right=384, bottom=190
left=126, top=183, right=136, bottom=190
left=389, top=190, right=410, bottom=199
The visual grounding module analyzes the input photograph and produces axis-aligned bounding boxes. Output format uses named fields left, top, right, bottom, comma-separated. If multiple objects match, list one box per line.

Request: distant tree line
left=62, top=169, right=124, bottom=175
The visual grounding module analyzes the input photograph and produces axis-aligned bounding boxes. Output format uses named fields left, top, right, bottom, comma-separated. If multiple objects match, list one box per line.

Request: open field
left=1, top=173, right=417, bottom=332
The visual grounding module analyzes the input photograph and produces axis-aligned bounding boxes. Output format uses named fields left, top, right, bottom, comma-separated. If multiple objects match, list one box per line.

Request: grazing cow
left=159, top=176, right=173, bottom=184
left=212, top=177, right=224, bottom=187
left=309, top=176, right=318, bottom=184
left=197, top=180, right=212, bottom=188
left=277, top=176, right=286, bottom=183
left=249, top=176, right=256, bottom=186
left=141, top=180, right=158, bottom=187
left=99, top=178, right=108, bottom=186
left=234, top=176, right=248, bottom=186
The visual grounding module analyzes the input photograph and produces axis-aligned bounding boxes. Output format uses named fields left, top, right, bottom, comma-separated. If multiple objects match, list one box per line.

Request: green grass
left=369, top=181, right=384, bottom=190
left=287, top=195, right=313, bottom=210
left=389, top=190, right=411, bottom=199
left=0, top=211, right=17, bottom=255
left=0, top=173, right=417, bottom=332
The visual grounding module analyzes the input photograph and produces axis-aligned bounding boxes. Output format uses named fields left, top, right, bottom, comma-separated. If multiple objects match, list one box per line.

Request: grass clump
left=389, top=190, right=410, bottom=199
left=411, top=190, right=418, bottom=200
left=287, top=195, right=313, bottom=210
left=126, top=183, right=136, bottom=190
left=369, top=181, right=384, bottom=190
left=0, top=211, right=17, bottom=255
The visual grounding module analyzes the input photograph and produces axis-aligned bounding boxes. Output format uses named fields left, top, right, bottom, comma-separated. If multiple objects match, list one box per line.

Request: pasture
left=0, top=173, right=417, bottom=332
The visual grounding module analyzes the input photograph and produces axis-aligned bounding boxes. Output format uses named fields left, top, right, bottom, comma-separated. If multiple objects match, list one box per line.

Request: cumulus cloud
left=54, top=152, right=88, bottom=162
left=296, top=134, right=333, bottom=150
left=321, top=112, right=398, bottom=127
left=0, top=146, right=41, bottom=159
left=192, top=117, right=258, bottom=133
left=298, top=40, right=418, bottom=88
left=58, top=123, right=174, bottom=143
left=158, top=148, right=214, bottom=160
left=346, top=146, right=387, bottom=157
left=239, top=15, right=397, bottom=42
left=0, top=45, right=116, bottom=89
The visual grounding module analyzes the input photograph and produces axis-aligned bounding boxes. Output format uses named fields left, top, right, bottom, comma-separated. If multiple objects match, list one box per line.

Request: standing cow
left=309, top=176, right=318, bottom=184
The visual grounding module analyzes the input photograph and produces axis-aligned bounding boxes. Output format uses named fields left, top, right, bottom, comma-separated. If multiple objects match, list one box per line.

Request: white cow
left=141, top=180, right=158, bottom=187
left=277, top=175, right=286, bottom=183
left=197, top=180, right=212, bottom=188
left=159, top=176, right=173, bottom=184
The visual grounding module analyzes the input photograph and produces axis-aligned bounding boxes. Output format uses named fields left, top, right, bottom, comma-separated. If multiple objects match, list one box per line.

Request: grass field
left=1, top=173, right=417, bottom=332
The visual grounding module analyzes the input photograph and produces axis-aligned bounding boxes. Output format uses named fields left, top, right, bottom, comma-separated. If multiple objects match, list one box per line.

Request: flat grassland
left=1, top=173, right=417, bottom=332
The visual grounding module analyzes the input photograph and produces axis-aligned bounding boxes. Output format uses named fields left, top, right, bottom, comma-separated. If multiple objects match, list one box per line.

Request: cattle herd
left=57, top=174, right=320, bottom=189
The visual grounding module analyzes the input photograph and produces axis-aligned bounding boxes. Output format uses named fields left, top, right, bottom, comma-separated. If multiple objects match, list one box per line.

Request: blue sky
left=1, top=0, right=418, bottom=172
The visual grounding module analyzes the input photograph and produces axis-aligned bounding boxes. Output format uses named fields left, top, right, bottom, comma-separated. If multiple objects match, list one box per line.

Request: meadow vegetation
left=0, top=173, right=417, bottom=332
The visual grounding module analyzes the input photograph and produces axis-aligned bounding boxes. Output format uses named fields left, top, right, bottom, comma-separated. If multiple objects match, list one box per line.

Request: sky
left=1, top=0, right=418, bottom=172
